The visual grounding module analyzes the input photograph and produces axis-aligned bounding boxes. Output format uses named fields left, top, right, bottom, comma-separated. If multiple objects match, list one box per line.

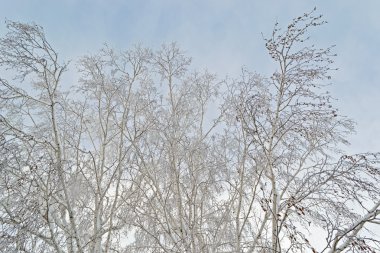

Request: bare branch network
left=0, top=10, right=379, bottom=253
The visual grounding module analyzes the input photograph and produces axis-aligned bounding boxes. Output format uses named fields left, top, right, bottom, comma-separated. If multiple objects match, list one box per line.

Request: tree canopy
left=0, top=10, right=379, bottom=253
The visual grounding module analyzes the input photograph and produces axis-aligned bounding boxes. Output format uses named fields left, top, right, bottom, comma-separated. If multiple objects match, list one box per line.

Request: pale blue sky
left=1, top=0, right=380, bottom=154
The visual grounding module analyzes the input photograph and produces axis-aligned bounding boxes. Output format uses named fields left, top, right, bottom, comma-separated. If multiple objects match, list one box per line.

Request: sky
left=1, top=0, right=380, bottom=155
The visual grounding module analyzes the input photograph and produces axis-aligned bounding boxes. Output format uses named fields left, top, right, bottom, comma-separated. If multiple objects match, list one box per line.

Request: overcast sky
left=1, top=0, right=380, bottom=154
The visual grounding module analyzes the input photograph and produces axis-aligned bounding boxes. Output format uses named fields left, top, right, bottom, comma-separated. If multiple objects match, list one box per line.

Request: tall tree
left=222, top=9, right=380, bottom=253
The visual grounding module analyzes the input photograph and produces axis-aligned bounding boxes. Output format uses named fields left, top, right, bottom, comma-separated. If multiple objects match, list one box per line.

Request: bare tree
left=222, top=9, right=380, bottom=253
left=0, top=22, right=153, bottom=252
left=123, top=43, right=227, bottom=253
left=0, top=10, right=379, bottom=253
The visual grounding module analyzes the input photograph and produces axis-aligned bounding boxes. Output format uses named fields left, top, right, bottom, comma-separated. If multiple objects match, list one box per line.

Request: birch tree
left=0, top=10, right=380, bottom=253
left=222, top=9, right=380, bottom=253
left=0, top=22, right=153, bottom=252
left=125, top=43, right=228, bottom=253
